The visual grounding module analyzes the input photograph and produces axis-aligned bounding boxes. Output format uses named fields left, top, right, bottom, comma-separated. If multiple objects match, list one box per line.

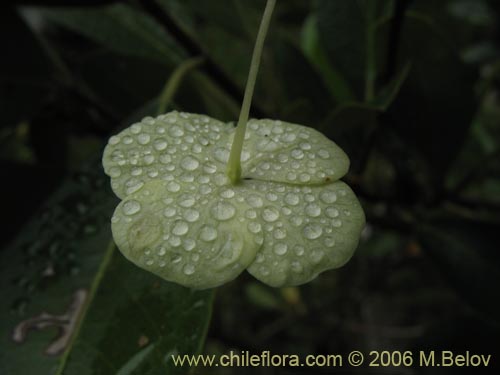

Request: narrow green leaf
left=300, top=14, right=356, bottom=103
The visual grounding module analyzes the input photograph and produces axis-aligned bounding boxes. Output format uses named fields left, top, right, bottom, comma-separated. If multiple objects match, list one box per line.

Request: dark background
left=1, top=0, right=499, bottom=374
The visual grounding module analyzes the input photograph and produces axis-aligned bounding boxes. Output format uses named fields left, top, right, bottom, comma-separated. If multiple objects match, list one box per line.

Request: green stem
left=226, top=0, right=276, bottom=184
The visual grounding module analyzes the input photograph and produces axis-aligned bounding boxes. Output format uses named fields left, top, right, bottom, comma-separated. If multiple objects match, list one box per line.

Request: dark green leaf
left=418, top=216, right=500, bottom=321
left=41, top=4, right=183, bottom=65
left=0, top=8, right=53, bottom=127
left=388, top=13, right=477, bottom=187
left=300, top=14, right=356, bottom=103
left=1, top=111, right=214, bottom=375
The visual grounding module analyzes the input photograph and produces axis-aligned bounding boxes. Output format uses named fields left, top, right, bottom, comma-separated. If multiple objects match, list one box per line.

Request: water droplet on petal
left=324, top=236, right=336, bottom=248
left=311, top=248, right=324, bottom=263
left=169, top=126, right=184, bottom=137
left=183, top=239, right=196, bottom=251
left=181, top=156, right=199, bottom=171
left=291, top=149, right=304, bottom=160
left=284, top=193, right=300, bottom=206
left=163, top=207, right=176, bottom=217
left=183, top=209, right=200, bottom=222
left=172, top=221, right=189, bottom=236
left=326, top=207, right=339, bottom=218
left=320, top=191, right=337, bottom=204
left=294, top=245, right=305, bottom=256
left=200, top=225, right=218, bottom=241
left=273, top=243, right=288, bottom=255
left=291, top=261, right=303, bottom=273
left=179, top=196, right=196, bottom=208
left=220, top=189, right=235, bottom=199
left=154, top=138, right=168, bottom=151
left=109, top=167, right=121, bottom=177
left=125, top=179, right=144, bottom=194
left=183, top=264, right=195, bottom=275
left=305, top=203, right=321, bottom=217
left=137, top=133, right=151, bottom=145
left=167, top=181, right=180, bottom=192
left=247, top=222, right=262, bottom=233
left=303, top=224, right=323, bottom=239
left=318, top=149, right=330, bottom=159
left=246, top=195, right=263, bottom=208
left=210, top=201, right=236, bottom=221
left=262, top=207, right=279, bottom=222
left=122, top=200, right=141, bottom=215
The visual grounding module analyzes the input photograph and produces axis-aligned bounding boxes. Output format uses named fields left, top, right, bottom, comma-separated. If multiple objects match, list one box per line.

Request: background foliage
left=1, top=0, right=500, bottom=374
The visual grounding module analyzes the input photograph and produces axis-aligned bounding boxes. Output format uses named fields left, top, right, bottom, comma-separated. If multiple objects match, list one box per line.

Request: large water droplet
left=291, top=149, right=304, bottom=160
left=179, top=195, right=196, bottom=208
left=169, top=126, right=184, bottom=137
left=291, top=261, right=303, bottom=273
left=317, top=149, right=330, bottom=159
left=294, top=245, right=305, bottom=256
left=325, top=207, right=339, bottom=218
left=137, top=133, right=151, bottom=145
left=311, top=248, right=324, bottom=263
left=324, top=236, right=336, bottom=248
left=211, top=201, right=236, bottom=221
left=183, top=264, right=195, bottom=275
left=273, top=243, right=288, bottom=255
left=125, top=179, right=144, bottom=194
left=303, top=224, right=323, bottom=240
left=246, top=195, right=263, bottom=208
left=183, top=209, right=200, bottom=222
left=163, top=207, right=176, bottom=218
left=122, top=200, right=141, bottom=215
left=167, top=181, right=180, bottom=192
left=109, top=167, right=121, bottom=177
left=273, top=228, right=287, bottom=240
left=305, top=203, right=321, bottom=217
left=214, top=148, right=229, bottom=163
left=154, top=138, right=168, bottom=151
left=172, top=221, right=189, bottom=236
left=200, top=225, right=218, bottom=241
left=262, top=207, right=279, bottom=222
left=183, top=238, right=196, bottom=251
left=247, top=222, right=262, bottom=234
left=220, top=188, right=235, bottom=199
left=181, top=156, right=200, bottom=171
left=320, top=191, right=337, bottom=204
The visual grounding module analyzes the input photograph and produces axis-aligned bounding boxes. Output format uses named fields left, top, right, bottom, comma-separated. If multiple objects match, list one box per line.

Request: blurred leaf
left=316, top=0, right=393, bottom=100
left=418, top=216, right=500, bottom=321
left=0, top=8, right=53, bottom=127
left=76, top=51, right=169, bottom=116
left=320, top=103, right=379, bottom=170
left=388, top=13, right=477, bottom=187
left=41, top=3, right=183, bottom=65
left=245, top=282, right=281, bottom=311
left=300, top=14, right=355, bottom=103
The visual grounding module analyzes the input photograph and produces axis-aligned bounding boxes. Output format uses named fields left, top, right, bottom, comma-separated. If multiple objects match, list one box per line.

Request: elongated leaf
left=300, top=14, right=356, bottom=103
left=41, top=4, right=184, bottom=65
left=1, top=115, right=214, bottom=375
left=388, top=13, right=477, bottom=187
